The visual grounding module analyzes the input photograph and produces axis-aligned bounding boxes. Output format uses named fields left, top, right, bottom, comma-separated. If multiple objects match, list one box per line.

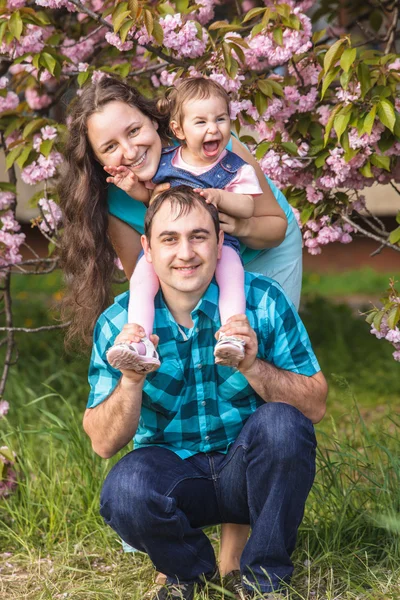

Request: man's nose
left=177, top=238, right=195, bottom=260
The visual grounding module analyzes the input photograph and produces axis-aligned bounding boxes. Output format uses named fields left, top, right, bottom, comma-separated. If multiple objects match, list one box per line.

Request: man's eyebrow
left=98, top=121, right=140, bottom=151
left=158, top=228, right=211, bottom=238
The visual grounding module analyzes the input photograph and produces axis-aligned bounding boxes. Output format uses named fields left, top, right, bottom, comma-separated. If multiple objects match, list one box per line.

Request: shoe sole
left=107, top=347, right=160, bottom=373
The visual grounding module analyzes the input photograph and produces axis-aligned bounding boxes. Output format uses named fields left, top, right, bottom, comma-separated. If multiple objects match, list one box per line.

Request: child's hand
left=193, top=188, right=222, bottom=208
left=104, top=165, right=142, bottom=196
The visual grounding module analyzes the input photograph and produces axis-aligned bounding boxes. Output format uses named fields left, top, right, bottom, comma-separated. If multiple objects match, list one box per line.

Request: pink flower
left=385, top=328, right=400, bottom=344
left=0, top=77, right=8, bottom=89
left=105, top=32, right=134, bottom=52
left=25, top=88, right=52, bottom=110
left=0, top=400, right=9, bottom=417
left=21, top=152, right=63, bottom=185
left=1, top=211, right=21, bottom=232
left=209, top=71, right=245, bottom=93
left=7, top=0, right=25, bottom=7
left=33, top=134, right=42, bottom=152
left=38, top=198, right=63, bottom=233
left=0, top=192, right=15, bottom=210
left=393, top=350, right=400, bottom=362
left=0, top=92, right=19, bottom=114
left=41, top=125, right=57, bottom=140
left=389, top=58, right=400, bottom=71
left=336, top=82, right=361, bottom=105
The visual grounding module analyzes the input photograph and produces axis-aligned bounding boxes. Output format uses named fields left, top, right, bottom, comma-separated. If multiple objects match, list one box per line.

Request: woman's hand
left=218, top=211, right=251, bottom=239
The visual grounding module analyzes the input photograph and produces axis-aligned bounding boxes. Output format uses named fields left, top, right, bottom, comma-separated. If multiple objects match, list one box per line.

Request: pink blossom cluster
left=159, top=14, right=208, bottom=59
left=21, top=151, right=63, bottom=185
left=336, top=81, right=361, bottom=105
left=38, top=198, right=63, bottom=234
left=265, top=0, right=316, bottom=10
left=6, top=0, right=25, bottom=8
left=1, top=210, right=21, bottom=233
left=260, top=149, right=304, bottom=188
left=244, top=9, right=312, bottom=69
left=25, top=87, right=52, bottom=110
left=209, top=70, right=245, bottom=93
left=0, top=24, right=45, bottom=58
left=193, top=0, right=218, bottom=25
left=105, top=32, right=133, bottom=52
left=0, top=400, right=9, bottom=418
left=302, top=218, right=354, bottom=255
left=0, top=229, right=25, bottom=274
left=0, top=91, right=19, bottom=114
left=0, top=192, right=15, bottom=210
left=62, top=35, right=97, bottom=65
left=35, top=0, right=75, bottom=10
left=0, top=446, right=17, bottom=498
left=370, top=316, right=400, bottom=362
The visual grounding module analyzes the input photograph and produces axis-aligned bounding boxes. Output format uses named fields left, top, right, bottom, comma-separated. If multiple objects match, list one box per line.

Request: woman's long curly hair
left=58, top=77, right=170, bottom=347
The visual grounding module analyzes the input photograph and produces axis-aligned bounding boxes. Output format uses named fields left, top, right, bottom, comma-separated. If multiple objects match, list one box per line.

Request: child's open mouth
left=203, top=141, right=220, bottom=157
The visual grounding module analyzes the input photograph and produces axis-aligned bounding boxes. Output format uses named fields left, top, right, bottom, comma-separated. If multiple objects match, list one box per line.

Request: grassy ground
left=0, top=270, right=399, bottom=599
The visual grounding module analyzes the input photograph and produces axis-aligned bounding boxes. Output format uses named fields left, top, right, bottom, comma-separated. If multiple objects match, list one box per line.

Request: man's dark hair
left=144, top=185, right=220, bottom=243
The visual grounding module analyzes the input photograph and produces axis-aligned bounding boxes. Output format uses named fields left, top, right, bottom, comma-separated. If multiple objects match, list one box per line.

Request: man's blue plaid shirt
left=88, top=272, right=320, bottom=459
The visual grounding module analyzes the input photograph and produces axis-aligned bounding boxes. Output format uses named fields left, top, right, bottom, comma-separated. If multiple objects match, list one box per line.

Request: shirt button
left=197, top=363, right=202, bottom=369
left=205, top=435, right=210, bottom=441
left=201, top=401, right=206, bottom=406
left=195, top=327, right=199, bottom=333
left=226, top=163, right=231, bottom=168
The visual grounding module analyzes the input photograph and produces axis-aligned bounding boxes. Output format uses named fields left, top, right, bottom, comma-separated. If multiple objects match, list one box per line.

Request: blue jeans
left=100, top=403, right=317, bottom=593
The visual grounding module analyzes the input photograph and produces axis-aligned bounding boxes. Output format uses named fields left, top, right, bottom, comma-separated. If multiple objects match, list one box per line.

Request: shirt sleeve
left=87, top=315, right=121, bottom=408
left=260, top=283, right=320, bottom=376
left=225, top=164, right=263, bottom=195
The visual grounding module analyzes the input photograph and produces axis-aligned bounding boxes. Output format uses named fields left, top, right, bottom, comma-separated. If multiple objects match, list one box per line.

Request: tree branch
left=67, top=0, right=187, bottom=67
left=342, top=215, right=400, bottom=252
left=0, top=323, right=70, bottom=334
left=384, top=3, right=399, bottom=53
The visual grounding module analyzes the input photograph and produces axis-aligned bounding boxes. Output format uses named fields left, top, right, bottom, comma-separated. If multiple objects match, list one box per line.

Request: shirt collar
left=156, top=278, right=220, bottom=336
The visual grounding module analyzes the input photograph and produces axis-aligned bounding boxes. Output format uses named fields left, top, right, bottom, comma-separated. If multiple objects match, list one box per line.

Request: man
left=84, top=186, right=327, bottom=600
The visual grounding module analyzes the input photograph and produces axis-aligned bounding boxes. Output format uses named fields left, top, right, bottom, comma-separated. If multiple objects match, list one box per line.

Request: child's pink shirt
left=172, top=148, right=263, bottom=195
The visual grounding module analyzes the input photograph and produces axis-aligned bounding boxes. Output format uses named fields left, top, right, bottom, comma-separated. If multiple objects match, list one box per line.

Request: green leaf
left=377, top=99, right=396, bottom=132
left=389, top=226, right=400, bottom=245
left=323, top=103, right=342, bottom=146
left=15, top=144, right=33, bottom=169
left=255, top=91, right=268, bottom=117
left=268, top=79, right=283, bottom=97
left=312, top=29, right=326, bottom=45
left=360, top=160, right=373, bottom=178
left=370, top=154, right=390, bottom=171
left=128, top=0, right=138, bottom=20
left=119, top=18, right=134, bottom=43
left=239, top=135, right=257, bottom=145
left=396, top=212, right=400, bottom=225
left=386, top=305, right=400, bottom=329
left=242, top=7, right=267, bottom=23
left=255, top=141, right=271, bottom=160
left=152, top=20, right=164, bottom=45
left=175, top=0, right=189, bottom=11
left=0, top=181, right=16, bottom=193
left=40, top=138, right=54, bottom=158
left=369, top=9, right=383, bottom=32
left=6, top=145, right=23, bottom=170
left=363, top=105, right=377, bottom=136
left=8, top=10, right=23, bottom=41
left=222, top=43, right=232, bottom=73
left=315, top=151, right=330, bottom=168
left=113, top=10, right=132, bottom=34
left=340, top=48, right=356, bottom=73
left=334, top=112, right=351, bottom=141
left=297, top=116, right=311, bottom=137
left=321, top=66, right=339, bottom=99
left=77, top=70, right=90, bottom=87
left=324, top=38, right=346, bottom=73
left=40, top=52, right=57, bottom=76
left=257, top=80, right=273, bottom=98
left=144, top=10, right=154, bottom=36
left=251, top=22, right=264, bottom=37
left=273, top=27, right=283, bottom=46
left=4, top=117, right=25, bottom=139
left=358, top=63, right=372, bottom=98
left=301, top=204, right=314, bottom=225
left=372, top=310, right=384, bottom=331
left=23, top=118, right=47, bottom=139
left=281, top=142, right=298, bottom=155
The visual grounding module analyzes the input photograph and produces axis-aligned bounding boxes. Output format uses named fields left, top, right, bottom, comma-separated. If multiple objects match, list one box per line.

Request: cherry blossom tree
left=0, top=0, right=399, bottom=427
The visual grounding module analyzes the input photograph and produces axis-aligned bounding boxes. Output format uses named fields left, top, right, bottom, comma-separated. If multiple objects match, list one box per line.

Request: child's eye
left=217, top=117, right=227, bottom=122
left=195, top=121, right=205, bottom=125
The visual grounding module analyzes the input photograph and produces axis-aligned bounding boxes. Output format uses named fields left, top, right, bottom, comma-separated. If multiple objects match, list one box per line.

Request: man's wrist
left=238, top=357, right=261, bottom=380
left=119, top=372, right=146, bottom=389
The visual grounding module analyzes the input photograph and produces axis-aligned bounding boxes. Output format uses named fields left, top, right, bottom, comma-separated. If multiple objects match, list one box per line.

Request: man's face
left=142, top=200, right=223, bottom=300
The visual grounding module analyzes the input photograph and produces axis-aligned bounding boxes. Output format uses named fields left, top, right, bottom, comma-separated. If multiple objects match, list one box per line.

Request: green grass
left=1, top=271, right=399, bottom=599
left=302, top=267, right=397, bottom=298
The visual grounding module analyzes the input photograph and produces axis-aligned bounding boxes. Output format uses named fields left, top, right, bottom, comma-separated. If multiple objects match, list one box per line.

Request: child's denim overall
left=153, top=147, right=248, bottom=257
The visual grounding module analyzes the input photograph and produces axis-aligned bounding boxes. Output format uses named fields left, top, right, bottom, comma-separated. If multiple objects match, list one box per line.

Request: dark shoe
left=222, top=570, right=247, bottom=599
left=150, top=580, right=196, bottom=600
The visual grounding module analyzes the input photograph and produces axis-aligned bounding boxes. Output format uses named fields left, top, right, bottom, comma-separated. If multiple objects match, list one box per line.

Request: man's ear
left=141, top=234, right=153, bottom=263
left=170, top=120, right=185, bottom=141
left=217, top=229, right=224, bottom=260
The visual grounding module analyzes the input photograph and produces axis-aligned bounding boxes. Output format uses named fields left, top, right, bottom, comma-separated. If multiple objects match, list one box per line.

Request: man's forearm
left=240, top=359, right=328, bottom=423
left=83, top=375, right=144, bottom=459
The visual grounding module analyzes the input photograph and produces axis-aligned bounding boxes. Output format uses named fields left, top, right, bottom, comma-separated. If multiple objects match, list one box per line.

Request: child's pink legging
left=128, top=246, right=246, bottom=336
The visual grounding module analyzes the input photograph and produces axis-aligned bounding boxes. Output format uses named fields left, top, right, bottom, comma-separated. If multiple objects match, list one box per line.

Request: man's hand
left=193, top=187, right=222, bottom=208
left=216, top=314, right=258, bottom=374
left=114, top=323, right=159, bottom=383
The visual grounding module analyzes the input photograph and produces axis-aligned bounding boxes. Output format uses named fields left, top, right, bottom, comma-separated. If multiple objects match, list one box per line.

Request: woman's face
left=87, top=101, right=162, bottom=181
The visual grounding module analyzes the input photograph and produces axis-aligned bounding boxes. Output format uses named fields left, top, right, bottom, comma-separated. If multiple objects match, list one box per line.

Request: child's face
left=87, top=101, right=162, bottom=181
left=172, top=95, right=231, bottom=166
